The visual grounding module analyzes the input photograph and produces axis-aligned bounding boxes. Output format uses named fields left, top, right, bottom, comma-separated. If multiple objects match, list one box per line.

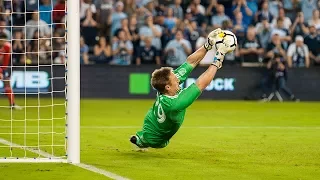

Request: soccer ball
left=215, top=30, right=237, bottom=53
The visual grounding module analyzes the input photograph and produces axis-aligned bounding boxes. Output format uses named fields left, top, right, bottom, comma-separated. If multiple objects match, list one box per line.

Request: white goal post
left=0, top=0, right=80, bottom=163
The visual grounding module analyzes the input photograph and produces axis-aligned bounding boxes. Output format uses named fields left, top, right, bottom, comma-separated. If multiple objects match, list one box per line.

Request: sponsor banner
left=0, top=66, right=65, bottom=94
left=0, top=71, right=50, bottom=92
left=1, top=65, right=318, bottom=100
left=80, top=65, right=320, bottom=101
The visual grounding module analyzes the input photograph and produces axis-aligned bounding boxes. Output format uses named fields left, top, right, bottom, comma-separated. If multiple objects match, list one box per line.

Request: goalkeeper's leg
left=130, top=131, right=169, bottom=149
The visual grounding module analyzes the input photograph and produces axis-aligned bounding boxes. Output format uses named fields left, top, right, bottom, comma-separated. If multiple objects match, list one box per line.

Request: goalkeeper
left=130, top=28, right=234, bottom=148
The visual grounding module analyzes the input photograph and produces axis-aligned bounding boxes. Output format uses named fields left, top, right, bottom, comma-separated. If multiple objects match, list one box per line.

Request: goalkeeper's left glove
left=204, top=28, right=222, bottom=51
left=211, top=51, right=225, bottom=69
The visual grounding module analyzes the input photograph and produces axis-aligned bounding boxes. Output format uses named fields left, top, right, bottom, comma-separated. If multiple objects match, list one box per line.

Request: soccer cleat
left=130, top=135, right=138, bottom=146
left=11, top=104, right=23, bottom=110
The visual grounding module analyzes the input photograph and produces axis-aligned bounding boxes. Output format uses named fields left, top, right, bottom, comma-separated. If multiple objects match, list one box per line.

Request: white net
left=0, top=0, right=67, bottom=161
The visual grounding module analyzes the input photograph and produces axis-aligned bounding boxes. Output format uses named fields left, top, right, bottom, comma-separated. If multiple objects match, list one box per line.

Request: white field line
left=0, top=126, right=320, bottom=129
left=0, top=138, right=131, bottom=180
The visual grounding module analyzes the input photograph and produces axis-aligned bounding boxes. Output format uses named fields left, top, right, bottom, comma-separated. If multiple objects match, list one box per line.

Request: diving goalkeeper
left=130, top=28, right=233, bottom=148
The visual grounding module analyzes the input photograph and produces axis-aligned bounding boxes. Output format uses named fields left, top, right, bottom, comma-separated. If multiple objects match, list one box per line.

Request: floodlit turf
left=1, top=98, right=320, bottom=180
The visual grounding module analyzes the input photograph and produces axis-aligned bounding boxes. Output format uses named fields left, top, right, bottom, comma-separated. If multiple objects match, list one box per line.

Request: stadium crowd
left=0, top=0, right=319, bottom=67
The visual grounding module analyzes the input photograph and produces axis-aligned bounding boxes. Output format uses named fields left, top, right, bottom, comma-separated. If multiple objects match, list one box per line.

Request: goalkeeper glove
left=211, top=51, right=225, bottom=69
left=203, top=28, right=222, bottom=51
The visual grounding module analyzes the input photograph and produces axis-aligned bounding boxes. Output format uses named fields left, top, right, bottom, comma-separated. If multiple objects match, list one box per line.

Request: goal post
left=67, top=0, right=80, bottom=164
left=0, top=0, right=80, bottom=163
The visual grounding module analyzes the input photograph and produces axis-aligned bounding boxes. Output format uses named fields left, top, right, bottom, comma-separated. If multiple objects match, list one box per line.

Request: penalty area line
left=0, top=138, right=131, bottom=180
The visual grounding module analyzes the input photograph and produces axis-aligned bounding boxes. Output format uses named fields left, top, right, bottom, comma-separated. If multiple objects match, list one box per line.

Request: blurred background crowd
left=0, top=0, right=319, bottom=68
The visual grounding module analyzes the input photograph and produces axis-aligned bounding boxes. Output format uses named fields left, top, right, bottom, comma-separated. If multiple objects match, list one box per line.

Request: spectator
left=233, top=11, right=246, bottom=43
left=187, top=2, right=207, bottom=28
left=164, top=8, right=178, bottom=32
left=80, top=0, right=96, bottom=21
left=211, top=4, right=230, bottom=29
left=128, top=16, right=140, bottom=56
left=268, top=0, right=283, bottom=18
left=123, top=0, right=137, bottom=17
left=54, top=51, right=66, bottom=64
left=25, top=11, right=50, bottom=40
left=165, top=29, right=192, bottom=66
left=187, top=0, right=206, bottom=15
left=256, top=16, right=272, bottom=49
left=169, top=0, right=184, bottom=20
left=136, top=37, right=161, bottom=65
left=255, top=1, right=273, bottom=23
left=221, top=19, right=234, bottom=32
left=12, top=31, right=25, bottom=64
left=158, top=0, right=174, bottom=11
left=81, top=8, right=98, bottom=27
left=5, top=0, right=25, bottom=26
left=52, top=30, right=65, bottom=60
left=308, top=9, right=320, bottom=29
left=80, top=36, right=89, bottom=65
left=139, top=15, right=162, bottom=50
left=136, top=5, right=151, bottom=28
left=287, top=35, right=310, bottom=68
left=144, top=0, right=157, bottom=17
left=39, top=0, right=52, bottom=25
left=27, top=31, right=51, bottom=64
left=185, top=20, right=201, bottom=51
left=39, top=38, right=51, bottom=64
left=271, top=8, right=291, bottom=30
left=95, top=0, right=113, bottom=37
left=93, top=36, right=112, bottom=64
left=232, top=0, right=255, bottom=27
left=111, top=30, right=133, bottom=65
left=239, top=26, right=264, bottom=64
left=265, top=33, right=287, bottom=60
left=301, top=0, right=318, bottom=23
left=111, top=1, right=127, bottom=35
left=115, top=18, right=132, bottom=41
left=304, top=24, right=320, bottom=66
left=282, top=0, right=300, bottom=21
left=53, top=0, right=66, bottom=29
left=205, top=0, right=218, bottom=18
left=290, top=12, right=309, bottom=39
left=195, top=30, right=206, bottom=51
left=0, top=18, right=11, bottom=40
left=271, top=18, right=291, bottom=49
left=160, top=14, right=176, bottom=50
left=26, top=0, right=38, bottom=21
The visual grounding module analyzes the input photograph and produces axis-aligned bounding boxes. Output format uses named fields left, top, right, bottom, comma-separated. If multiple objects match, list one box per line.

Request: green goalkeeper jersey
left=136, top=62, right=201, bottom=148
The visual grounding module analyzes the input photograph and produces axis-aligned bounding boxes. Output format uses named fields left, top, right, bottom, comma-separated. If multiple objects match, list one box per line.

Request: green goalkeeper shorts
left=135, top=131, right=169, bottom=148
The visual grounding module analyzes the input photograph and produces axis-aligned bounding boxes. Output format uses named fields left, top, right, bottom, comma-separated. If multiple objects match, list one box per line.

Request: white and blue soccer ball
left=215, top=30, right=237, bottom=53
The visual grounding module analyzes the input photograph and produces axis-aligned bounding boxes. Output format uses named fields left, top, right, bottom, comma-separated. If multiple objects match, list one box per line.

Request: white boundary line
left=0, top=138, right=130, bottom=180
left=0, top=126, right=320, bottom=129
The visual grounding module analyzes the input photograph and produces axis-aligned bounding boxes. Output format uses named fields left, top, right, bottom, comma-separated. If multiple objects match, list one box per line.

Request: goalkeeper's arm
left=186, top=28, right=222, bottom=68
left=171, top=52, right=225, bottom=111
left=171, top=62, right=221, bottom=111
left=195, top=50, right=227, bottom=91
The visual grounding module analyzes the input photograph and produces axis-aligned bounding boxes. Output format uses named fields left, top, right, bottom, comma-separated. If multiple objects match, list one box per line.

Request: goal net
left=0, top=0, right=79, bottom=163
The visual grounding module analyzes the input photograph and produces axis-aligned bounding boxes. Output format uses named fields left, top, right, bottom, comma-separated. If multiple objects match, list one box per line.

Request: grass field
left=1, top=98, right=320, bottom=180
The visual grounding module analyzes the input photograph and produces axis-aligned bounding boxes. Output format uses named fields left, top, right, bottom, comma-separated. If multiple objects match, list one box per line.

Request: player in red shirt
left=0, top=33, right=21, bottom=109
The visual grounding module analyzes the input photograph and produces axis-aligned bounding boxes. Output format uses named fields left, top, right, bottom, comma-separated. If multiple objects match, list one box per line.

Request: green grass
left=1, top=98, right=320, bottom=180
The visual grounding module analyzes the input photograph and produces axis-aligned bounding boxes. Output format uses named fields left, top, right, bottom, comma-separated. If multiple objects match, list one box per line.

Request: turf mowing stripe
left=0, top=137, right=131, bottom=180
left=0, top=126, right=320, bottom=129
